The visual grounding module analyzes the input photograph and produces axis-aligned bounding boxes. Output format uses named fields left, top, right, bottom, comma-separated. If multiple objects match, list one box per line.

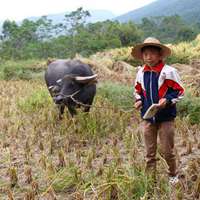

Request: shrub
left=0, top=60, right=45, bottom=80
left=177, top=91, right=200, bottom=124
left=98, top=81, right=134, bottom=110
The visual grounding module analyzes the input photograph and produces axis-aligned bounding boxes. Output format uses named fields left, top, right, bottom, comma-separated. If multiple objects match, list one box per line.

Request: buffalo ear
left=47, top=58, right=56, bottom=65
left=75, top=74, right=97, bottom=84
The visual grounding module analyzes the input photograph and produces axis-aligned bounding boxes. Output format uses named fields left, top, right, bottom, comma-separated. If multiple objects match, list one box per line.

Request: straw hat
left=131, top=37, right=171, bottom=60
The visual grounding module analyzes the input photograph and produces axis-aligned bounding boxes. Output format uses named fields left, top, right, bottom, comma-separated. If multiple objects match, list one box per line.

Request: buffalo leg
left=83, top=97, right=93, bottom=112
left=68, top=106, right=77, bottom=117
left=59, top=105, right=65, bottom=120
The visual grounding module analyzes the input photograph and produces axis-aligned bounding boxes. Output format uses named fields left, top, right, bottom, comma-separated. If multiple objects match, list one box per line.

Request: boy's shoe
left=169, top=176, right=179, bottom=185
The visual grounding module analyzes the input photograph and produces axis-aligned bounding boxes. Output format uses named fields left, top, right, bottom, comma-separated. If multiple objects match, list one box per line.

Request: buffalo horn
left=75, top=74, right=97, bottom=83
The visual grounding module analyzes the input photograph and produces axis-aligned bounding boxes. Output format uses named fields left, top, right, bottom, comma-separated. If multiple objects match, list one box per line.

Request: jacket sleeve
left=134, top=69, right=143, bottom=102
left=164, top=69, right=184, bottom=104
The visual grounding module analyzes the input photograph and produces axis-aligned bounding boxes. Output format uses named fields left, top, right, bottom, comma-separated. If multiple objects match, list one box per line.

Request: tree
left=36, top=16, right=54, bottom=41
left=138, top=15, right=196, bottom=43
left=177, top=27, right=195, bottom=42
left=1, top=20, right=18, bottom=40
left=118, top=21, right=142, bottom=46
left=64, top=7, right=91, bottom=57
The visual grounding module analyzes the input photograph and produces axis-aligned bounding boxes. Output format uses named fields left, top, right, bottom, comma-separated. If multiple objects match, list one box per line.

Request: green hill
left=116, top=0, right=200, bottom=24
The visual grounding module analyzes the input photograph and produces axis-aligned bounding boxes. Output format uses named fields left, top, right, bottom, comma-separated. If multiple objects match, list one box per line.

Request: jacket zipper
left=150, top=71, right=155, bottom=123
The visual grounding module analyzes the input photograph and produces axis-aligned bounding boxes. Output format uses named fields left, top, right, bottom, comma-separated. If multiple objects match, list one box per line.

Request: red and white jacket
left=134, top=62, right=184, bottom=122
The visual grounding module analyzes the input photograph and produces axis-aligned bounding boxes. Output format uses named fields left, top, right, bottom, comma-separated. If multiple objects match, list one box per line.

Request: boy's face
left=142, top=46, right=163, bottom=67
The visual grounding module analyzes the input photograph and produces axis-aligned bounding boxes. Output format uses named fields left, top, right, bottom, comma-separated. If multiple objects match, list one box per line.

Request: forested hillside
left=116, top=0, right=200, bottom=24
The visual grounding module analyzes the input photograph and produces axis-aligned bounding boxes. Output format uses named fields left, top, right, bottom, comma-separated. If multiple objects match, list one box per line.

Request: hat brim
left=131, top=42, right=171, bottom=60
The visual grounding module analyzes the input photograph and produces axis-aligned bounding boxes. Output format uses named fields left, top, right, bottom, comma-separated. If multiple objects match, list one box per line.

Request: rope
left=54, top=88, right=134, bottom=113
left=70, top=95, right=134, bottom=112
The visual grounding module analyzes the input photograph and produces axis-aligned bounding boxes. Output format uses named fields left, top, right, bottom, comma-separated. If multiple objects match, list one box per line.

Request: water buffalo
left=45, top=59, right=97, bottom=118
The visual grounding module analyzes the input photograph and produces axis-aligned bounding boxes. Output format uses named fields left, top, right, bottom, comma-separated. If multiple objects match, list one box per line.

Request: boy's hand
left=134, top=100, right=142, bottom=110
left=158, top=98, right=167, bottom=109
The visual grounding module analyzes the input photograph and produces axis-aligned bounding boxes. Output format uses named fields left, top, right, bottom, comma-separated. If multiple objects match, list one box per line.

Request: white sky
left=0, top=0, right=156, bottom=21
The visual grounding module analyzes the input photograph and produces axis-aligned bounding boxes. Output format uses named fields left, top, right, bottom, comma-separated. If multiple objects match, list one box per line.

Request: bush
left=0, top=60, right=45, bottom=80
left=177, top=91, right=200, bottom=124
left=2, top=66, right=32, bottom=80
left=98, top=81, right=134, bottom=110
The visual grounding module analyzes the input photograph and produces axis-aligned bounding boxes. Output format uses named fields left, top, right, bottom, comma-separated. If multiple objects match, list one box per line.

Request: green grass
left=17, top=88, right=51, bottom=113
left=16, top=79, right=200, bottom=125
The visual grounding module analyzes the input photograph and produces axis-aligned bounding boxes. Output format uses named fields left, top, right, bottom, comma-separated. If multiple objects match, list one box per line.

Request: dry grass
left=0, top=78, right=199, bottom=199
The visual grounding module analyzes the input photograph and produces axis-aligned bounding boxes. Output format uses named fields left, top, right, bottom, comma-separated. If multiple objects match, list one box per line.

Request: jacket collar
left=143, top=61, right=165, bottom=73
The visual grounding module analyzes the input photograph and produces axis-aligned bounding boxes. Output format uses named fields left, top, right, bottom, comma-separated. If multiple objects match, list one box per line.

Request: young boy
left=132, top=37, right=184, bottom=184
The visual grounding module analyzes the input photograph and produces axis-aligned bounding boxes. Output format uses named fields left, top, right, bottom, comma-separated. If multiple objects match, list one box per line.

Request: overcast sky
left=0, top=0, right=156, bottom=21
